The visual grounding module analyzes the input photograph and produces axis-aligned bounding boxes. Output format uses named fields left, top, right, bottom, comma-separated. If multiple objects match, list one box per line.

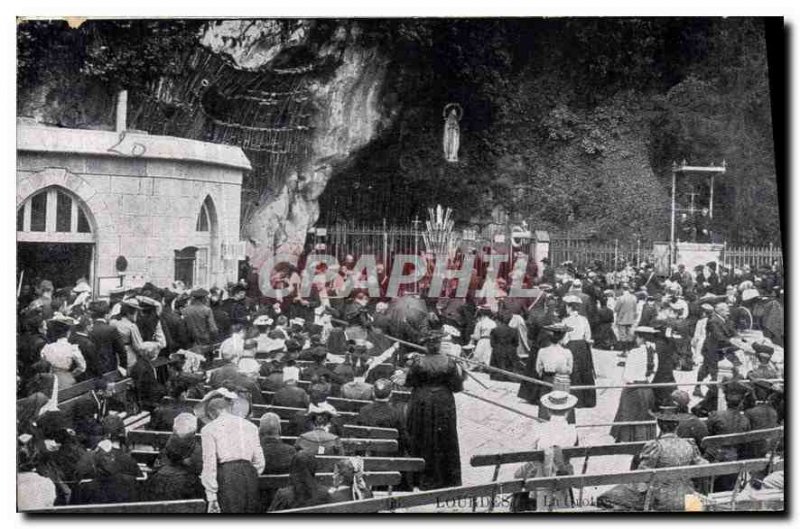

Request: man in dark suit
left=694, top=302, right=735, bottom=397
left=181, top=289, right=218, bottom=347
left=70, top=316, right=101, bottom=380
left=357, top=379, right=407, bottom=453
left=743, top=378, right=780, bottom=458
left=88, top=301, right=127, bottom=374
left=273, top=367, right=310, bottom=409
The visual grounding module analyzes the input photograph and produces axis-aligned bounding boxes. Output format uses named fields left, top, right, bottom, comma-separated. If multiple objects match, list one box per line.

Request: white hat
left=308, top=401, right=338, bottom=417
left=563, top=294, right=582, bottom=305
left=72, top=282, right=91, bottom=294
left=742, top=289, right=760, bottom=302
left=540, top=390, right=578, bottom=411
left=290, top=317, right=306, bottom=327
left=253, top=315, right=273, bottom=326
left=442, top=324, right=461, bottom=338
left=634, top=326, right=659, bottom=334
left=172, top=413, right=198, bottom=437
left=219, top=335, right=243, bottom=361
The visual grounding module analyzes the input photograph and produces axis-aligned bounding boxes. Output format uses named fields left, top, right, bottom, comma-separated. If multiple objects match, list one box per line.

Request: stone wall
left=17, top=123, right=250, bottom=291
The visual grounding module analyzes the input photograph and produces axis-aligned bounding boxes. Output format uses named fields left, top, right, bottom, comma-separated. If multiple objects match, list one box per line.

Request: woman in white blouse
left=469, top=306, right=497, bottom=370
left=40, top=315, right=85, bottom=389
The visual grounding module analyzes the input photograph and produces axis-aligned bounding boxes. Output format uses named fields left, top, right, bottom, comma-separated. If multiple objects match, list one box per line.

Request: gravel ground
left=405, top=348, right=708, bottom=513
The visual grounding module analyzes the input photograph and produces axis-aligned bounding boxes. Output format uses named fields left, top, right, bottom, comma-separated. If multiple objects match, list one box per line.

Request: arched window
left=17, top=186, right=93, bottom=242
left=196, top=196, right=213, bottom=232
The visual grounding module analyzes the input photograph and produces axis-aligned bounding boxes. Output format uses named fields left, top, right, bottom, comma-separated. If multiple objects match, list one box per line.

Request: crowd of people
left=16, top=252, right=785, bottom=512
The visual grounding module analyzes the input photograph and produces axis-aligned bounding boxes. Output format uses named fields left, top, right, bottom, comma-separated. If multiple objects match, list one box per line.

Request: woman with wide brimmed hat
left=405, top=329, right=466, bottom=490
left=561, top=295, right=597, bottom=408
left=610, top=326, right=659, bottom=443
left=512, top=387, right=579, bottom=512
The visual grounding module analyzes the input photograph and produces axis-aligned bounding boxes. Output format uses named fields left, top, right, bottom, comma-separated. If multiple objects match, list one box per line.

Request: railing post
left=383, top=218, right=388, bottom=267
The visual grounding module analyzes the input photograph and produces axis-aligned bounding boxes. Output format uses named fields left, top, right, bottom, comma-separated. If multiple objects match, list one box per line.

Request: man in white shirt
left=200, top=392, right=265, bottom=513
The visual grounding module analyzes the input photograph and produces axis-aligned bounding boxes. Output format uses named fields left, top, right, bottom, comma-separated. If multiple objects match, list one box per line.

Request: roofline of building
left=16, top=122, right=252, bottom=172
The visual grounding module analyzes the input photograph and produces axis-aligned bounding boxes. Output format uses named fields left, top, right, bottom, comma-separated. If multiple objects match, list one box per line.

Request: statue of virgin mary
left=443, top=103, right=462, bottom=162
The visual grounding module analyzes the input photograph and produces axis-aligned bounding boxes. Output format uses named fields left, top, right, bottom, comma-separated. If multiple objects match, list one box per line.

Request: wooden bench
left=183, top=397, right=359, bottom=421
left=128, top=430, right=398, bottom=455
left=257, top=392, right=409, bottom=412
left=260, top=471, right=401, bottom=490
left=131, top=449, right=424, bottom=474
left=24, top=498, right=206, bottom=514
left=57, top=370, right=124, bottom=402
left=277, top=458, right=777, bottom=513
left=701, top=426, right=783, bottom=451
left=147, top=403, right=398, bottom=439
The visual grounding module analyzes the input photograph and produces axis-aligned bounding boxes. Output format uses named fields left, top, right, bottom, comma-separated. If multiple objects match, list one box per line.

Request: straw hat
left=539, top=390, right=578, bottom=411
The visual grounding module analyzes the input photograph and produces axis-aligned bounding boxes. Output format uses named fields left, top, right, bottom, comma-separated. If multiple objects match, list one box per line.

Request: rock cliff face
left=200, top=20, right=391, bottom=265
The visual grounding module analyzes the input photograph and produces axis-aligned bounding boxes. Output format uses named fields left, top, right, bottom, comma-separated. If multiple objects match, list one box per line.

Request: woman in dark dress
left=146, top=434, right=204, bottom=501
left=650, top=322, right=679, bottom=407
left=561, top=297, right=597, bottom=409
left=489, top=312, right=520, bottom=381
left=268, top=451, right=331, bottom=511
left=405, top=331, right=466, bottom=490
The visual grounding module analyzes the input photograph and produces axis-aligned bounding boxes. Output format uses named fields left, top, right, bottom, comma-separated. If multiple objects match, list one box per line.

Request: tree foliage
left=17, top=18, right=780, bottom=244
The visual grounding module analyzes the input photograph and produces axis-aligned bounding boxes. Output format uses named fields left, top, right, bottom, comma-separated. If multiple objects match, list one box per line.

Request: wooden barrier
left=131, top=449, right=424, bottom=474
left=278, top=458, right=777, bottom=513
left=24, top=498, right=206, bottom=514
left=701, top=426, right=783, bottom=451
left=471, top=427, right=785, bottom=471
left=56, top=370, right=123, bottom=402
left=260, top=471, right=401, bottom=490
left=182, top=398, right=359, bottom=421
left=128, top=430, right=398, bottom=454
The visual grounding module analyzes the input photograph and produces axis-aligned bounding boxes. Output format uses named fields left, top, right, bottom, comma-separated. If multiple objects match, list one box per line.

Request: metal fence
left=310, top=223, right=783, bottom=273
left=548, top=238, right=652, bottom=269
left=311, top=223, right=422, bottom=265
left=721, top=243, right=783, bottom=269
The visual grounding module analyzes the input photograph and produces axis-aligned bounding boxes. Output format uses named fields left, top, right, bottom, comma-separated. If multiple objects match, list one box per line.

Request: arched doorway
left=17, top=185, right=96, bottom=291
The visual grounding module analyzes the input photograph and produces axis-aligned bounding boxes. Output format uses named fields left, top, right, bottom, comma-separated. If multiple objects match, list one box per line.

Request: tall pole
left=709, top=175, right=715, bottom=220
left=670, top=169, right=677, bottom=269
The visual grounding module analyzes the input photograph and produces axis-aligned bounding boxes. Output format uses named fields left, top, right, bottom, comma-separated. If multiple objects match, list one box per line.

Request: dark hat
left=373, top=379, right=393, bottom=399
left=752, top=343, right=774, bottom=358
left=165, top=434, right=196, bottom=462
left=541, top=257, right=551, bottom=264
left=707, top=262, right=717, bottom=270
left=694, top=264, right=705, bottom=271
left=102, top=414, right=127, bottom=440
left=649, top=405, right=686, bottom=422
left=748, top=377, right=775, bottom=392
left=88, top=300, right=110, bottom=316
left=421, top=330, right=446, bottom=346
left=285, top=339, right=303, bottom=353
left=723, top=380, right=750, bottom=397
left=191, top=288, right=209, bottom=299
left=231, top=284, right=247, bottom=295
left=543, top=323, right=572, bottom=334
